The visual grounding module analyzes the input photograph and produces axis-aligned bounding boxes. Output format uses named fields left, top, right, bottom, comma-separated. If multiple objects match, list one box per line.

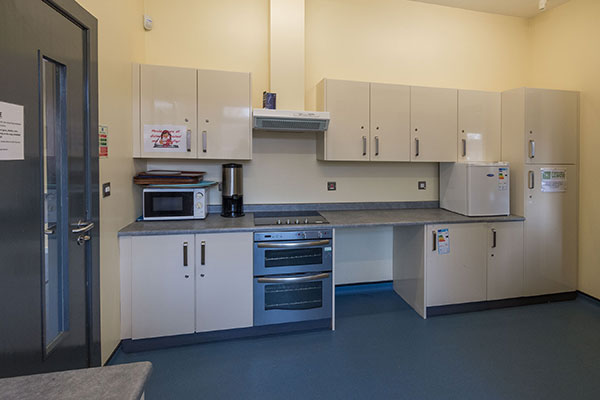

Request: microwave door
left=144, top=191, right=194, bottom=219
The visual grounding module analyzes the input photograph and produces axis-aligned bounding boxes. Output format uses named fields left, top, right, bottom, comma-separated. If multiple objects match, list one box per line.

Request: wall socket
left=327, top=181, right=336, bottom=191
left=418, top=181, right=426, bottom=190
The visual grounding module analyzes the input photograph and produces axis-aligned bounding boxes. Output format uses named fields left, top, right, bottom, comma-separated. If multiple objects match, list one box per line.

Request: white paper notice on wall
left=541, top=168, right=567, bottom=193
left=0, top=101, right=24, bottom=160
left=143, top=124, right=188, bottom=153
left=437, top=228, right=450, bottom=255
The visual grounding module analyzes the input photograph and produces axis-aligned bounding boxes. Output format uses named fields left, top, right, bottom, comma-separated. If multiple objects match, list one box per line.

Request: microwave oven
left=143, top=188, right=208, bottom=220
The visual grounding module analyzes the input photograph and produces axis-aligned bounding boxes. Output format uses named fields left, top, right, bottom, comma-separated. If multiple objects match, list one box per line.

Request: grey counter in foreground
left=0, top=362, right=152, bottom=400
left=118, top=208, right=525, bottom=237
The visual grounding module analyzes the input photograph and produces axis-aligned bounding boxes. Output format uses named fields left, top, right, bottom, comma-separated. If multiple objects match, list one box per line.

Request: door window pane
left=42, top=58, right=69, bottom=352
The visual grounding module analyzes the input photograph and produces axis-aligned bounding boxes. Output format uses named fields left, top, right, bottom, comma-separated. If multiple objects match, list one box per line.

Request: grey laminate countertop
left=0, top=362, right=152, bottom=400
left=118, top=208, right=524, bottom=237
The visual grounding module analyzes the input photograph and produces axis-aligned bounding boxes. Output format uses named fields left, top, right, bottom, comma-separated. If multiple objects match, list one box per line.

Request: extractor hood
left=252, top=109, right=330, bottom=132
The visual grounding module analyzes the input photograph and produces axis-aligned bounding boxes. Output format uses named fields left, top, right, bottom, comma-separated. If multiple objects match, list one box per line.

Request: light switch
left=102, top=182, right=111, bottom=198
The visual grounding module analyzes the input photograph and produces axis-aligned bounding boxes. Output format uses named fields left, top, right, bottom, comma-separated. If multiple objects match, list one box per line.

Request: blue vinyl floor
left=110, top=284, right=600, bottom=399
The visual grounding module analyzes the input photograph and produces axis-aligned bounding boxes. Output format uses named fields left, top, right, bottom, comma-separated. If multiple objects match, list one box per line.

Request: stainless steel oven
left=253, top=230, right=333, bottom=326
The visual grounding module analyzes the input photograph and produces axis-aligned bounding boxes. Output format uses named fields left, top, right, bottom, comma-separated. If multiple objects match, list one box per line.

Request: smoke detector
left=539, top=0, right=547, bottom=11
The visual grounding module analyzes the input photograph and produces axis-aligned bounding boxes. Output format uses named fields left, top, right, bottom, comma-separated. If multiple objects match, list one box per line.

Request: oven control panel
left=254, top=230, right=333, bottom=242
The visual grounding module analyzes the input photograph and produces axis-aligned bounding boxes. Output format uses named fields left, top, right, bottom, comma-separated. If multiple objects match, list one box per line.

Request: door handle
left=462, top=139, right=467, bottom=157
left=186, top=129, right=192, bottom=152
left=202, top=131, right=207, bottom=153
left=415, top=138, right=420, bottom=157
left=71, top=221, right=94, bottom=234
left=529, top=140, right=535, bottom=159
left=44, top=224, right=56, bottom=235
left=432, top=230, right=437, bottom=252
left=200, top=240, right=206, bottom=265
left=374, top=136, right=380, bottom=157
left=492, top=229, right=497, bottom=248
left=257, top=240, right=330, bottom=249
left=362, top=136, right=367, bottom=156
left=183, top=242, right=188, bottom=266
left=257, top=273, right=331, bottom=284
left=528, top=170, right=535, bottom=189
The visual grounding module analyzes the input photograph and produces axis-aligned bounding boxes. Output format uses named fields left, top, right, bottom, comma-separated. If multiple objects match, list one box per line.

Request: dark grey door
left=0, top=0, right=100, bottom=377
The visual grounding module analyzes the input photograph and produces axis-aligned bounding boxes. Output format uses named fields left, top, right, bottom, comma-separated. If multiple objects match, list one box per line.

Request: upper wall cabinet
left=317, top=79, right=410, bottom=162
left=133, top=64, right=252, bottom=160
left=317, top=79, right=370, bottom=161
left=458, top=90, right=501, bottom=163
left=410, top=86, right=458, bottom=162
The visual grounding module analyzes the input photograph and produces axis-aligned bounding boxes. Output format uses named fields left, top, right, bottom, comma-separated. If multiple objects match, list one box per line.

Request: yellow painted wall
left=75, top=0, right=145, bottom=364
left=529, top=0, right=600, bottom=298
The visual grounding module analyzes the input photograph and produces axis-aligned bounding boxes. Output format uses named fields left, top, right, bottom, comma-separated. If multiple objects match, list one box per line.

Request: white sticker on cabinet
left=0, top=101, right=24, bottom=160
left=143, top=124, right=188, bottom=153
left=437, top=228, right=450, bottom=255
left=498, top=167, right=508, bottom=191
left=541, top=168, right=567, bottom=193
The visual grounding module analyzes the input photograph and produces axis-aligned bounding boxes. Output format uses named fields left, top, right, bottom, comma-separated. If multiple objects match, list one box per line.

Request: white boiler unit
left=440, top=162, right=510, bottom=216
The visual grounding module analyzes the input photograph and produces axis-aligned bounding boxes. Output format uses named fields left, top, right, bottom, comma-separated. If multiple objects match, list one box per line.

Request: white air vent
left=253, top=109, right=330, bottom=132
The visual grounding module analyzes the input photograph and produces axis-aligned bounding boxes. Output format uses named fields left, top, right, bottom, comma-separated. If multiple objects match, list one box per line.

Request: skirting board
left=427, top=291, right=577, bottom=317
left=121, top=319, right=332, bottom=353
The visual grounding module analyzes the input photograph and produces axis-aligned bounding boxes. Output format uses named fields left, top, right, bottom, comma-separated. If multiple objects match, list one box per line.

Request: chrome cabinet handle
left=529, top=140, right=535, bottom=159
left=432, top=230, right=437, bottom=251
left=492, top=229, right=497, bottom=248
left=202, top=131, right=207, bottom=153
left=374, top=136, right=380, bottom=156
left=183, top=242, right=188, bottom=266
left=257, top=273, right=330, bottom=284
left=462, top=139, right=467, bottom=157
left=201, top=240, right=206, bottom=265
left=186, top=129, right=191, bottom=152
left=415, top=138, right=420, bottom=157
left=528, top=170, right=535, bottom=189
left=71, top=221, right=94, bottom=234
left=257, top=240, right=330, bottom=249
left=362, top=136, right=367, bottom=156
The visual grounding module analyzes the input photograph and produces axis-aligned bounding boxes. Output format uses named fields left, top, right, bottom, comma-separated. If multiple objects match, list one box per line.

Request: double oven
left=253, top=230, right=333, bottom=326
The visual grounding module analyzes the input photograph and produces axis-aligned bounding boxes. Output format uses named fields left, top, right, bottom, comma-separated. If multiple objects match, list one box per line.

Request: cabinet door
left=131, top=235, right=195, bottom=339
left=370, top=83, right=410, bottom=161
left=140, top=64, right=197, bottom=158
left=411, top=86, right=458, bottom=162
left=523, top=165, right=578, bottom=296
left=197, top=69, right=251, bottom=160
left=487, top=222, right=524, bottom=300
left=196, top=232, right=253, bottom=332
left=525, top=88, right=578, bottom=164
left=323, top=79, right=370, bottom=161
left=426, top=224, right=487, bottom=307
left=458, top=90, right=501, bottom=162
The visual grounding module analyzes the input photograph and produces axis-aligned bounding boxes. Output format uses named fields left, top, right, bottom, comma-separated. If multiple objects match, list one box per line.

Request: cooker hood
left=252, top=109, right=330, bottom=132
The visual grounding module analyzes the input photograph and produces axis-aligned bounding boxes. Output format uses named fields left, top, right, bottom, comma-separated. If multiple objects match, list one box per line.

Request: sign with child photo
left=143, top=124, right=188, bottom=153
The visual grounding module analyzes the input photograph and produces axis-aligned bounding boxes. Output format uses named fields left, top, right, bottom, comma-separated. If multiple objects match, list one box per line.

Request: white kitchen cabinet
left=196, top=232, right=253, bottom=332
left=369, top=83, right=410, bottom=161
left=137, top=64, right=198, bottom=159
left=486, top=222, right=524, bottom=301
left=425, top=223, right=487, bottom=307
left=458, top=90, right=501, bottom=162
left=197, top=69, right=252, bottom=160
left=523, top=165, right=578, bottom=296
left=133, top=63, right=252, bottom=160
left=131, top=235, right=195, bottom=339
left=411, top=86, right=458, bottom=162
left=317, top=79, right=370, bottom=161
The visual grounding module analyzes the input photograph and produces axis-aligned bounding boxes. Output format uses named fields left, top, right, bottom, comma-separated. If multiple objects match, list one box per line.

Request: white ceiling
left=409, top=0, right=571, bottom=18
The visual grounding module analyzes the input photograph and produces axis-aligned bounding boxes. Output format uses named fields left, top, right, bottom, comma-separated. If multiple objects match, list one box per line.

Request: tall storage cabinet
left=458, top=90, right=501, bottom=162
left=133, top=64, right=252, bottom=160
left=502, top=87, right=579, bottom=296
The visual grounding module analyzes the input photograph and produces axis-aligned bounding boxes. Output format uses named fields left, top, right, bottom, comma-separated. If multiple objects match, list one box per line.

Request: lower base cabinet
left=124, top=232, right=253, bottom=340
left=425, top=221, right=525, bottom=308
left=196, top=232, right=253, bottom=332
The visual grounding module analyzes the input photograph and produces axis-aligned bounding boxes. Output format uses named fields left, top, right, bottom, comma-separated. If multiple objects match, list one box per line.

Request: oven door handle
left=257, top=273, right=331, bottom=284
left=257, top=240, right=330, bottom=248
